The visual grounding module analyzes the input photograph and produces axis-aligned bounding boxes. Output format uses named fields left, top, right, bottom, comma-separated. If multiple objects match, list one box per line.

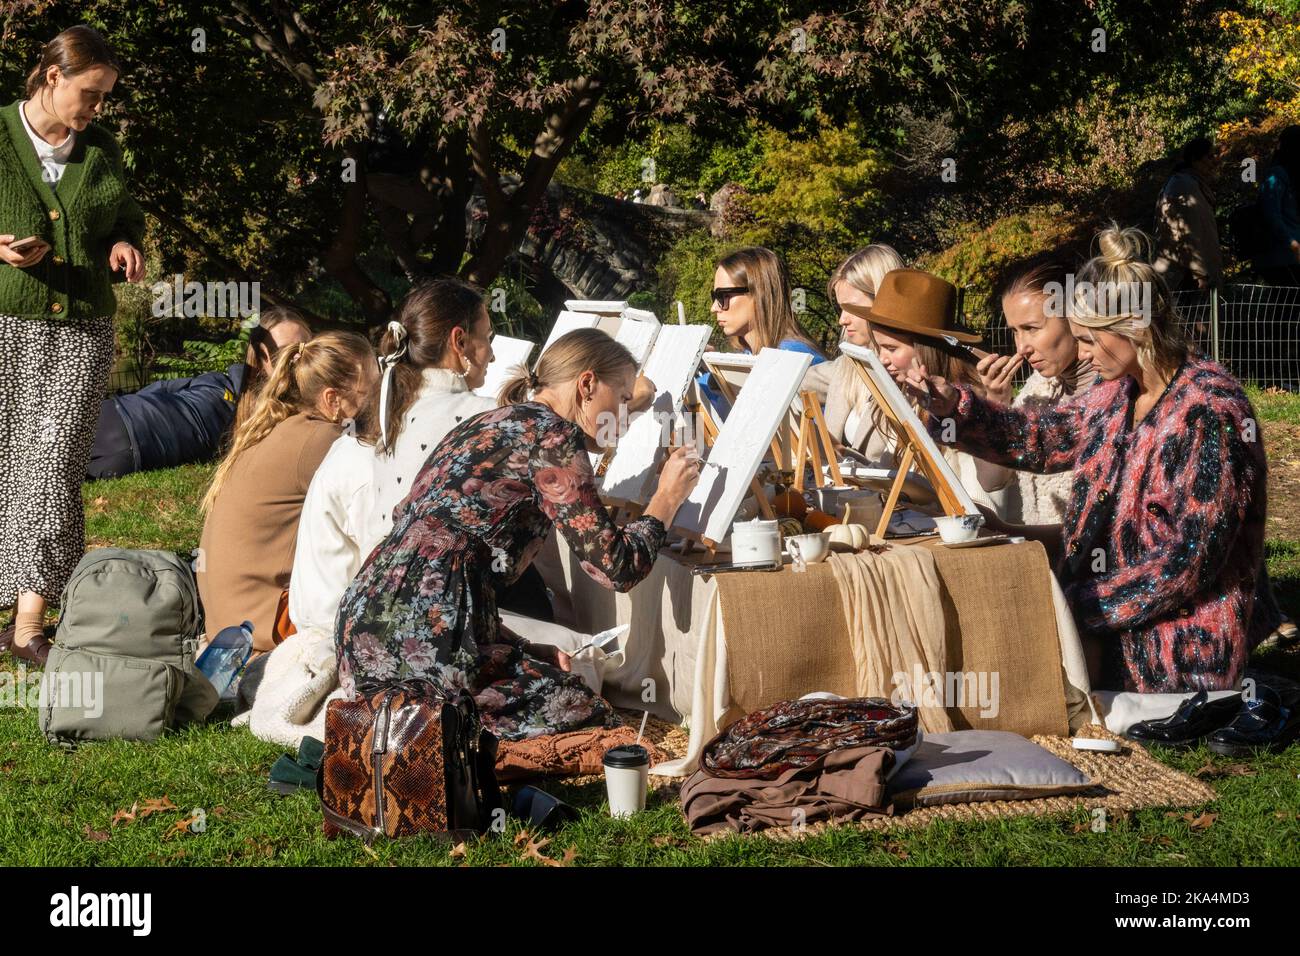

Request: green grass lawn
left=2, top=401, right=1299, bottom=867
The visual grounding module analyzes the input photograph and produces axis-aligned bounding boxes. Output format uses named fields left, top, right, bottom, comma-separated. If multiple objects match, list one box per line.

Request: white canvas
left=601, top=324, right=711, bottom=503
left=611, top=315, right=659, bottom=368
left=675, top=347, right=812, bottom=543
left=838, top=342, right=980, bottom=516
left=475, top=335, right=535, bottom=401
left=564, top=299, right=627, bottom=315
left=538, top=310, right=600, bottom=364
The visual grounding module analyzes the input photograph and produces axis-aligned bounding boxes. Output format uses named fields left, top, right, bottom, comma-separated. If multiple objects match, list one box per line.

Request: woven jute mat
left=742, top=724, right=1218, bottom=841
left=592, top=715, right=1216, bottom=839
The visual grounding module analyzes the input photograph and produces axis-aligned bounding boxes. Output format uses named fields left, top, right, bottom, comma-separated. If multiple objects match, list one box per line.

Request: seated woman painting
left=697, top=246, right=826, bottom=416
left=197, top=331, right=377, bottom=652
left=810, top=243, right=906, bottom=464
left=335, top=328, right=701, bottom=740
left=908, top=225, right=1271, bottom=693
left=832, top=267, right=1011, bottom=515
left=976, top=254, right=1096, bottom=529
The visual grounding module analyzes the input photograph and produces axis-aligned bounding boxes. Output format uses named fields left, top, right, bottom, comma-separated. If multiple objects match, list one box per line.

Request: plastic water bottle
left=197, top=621, right=254, bottom=701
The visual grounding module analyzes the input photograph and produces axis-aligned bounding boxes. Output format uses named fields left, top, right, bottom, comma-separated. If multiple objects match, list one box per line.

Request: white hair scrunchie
left=378, top=320, right=410, bottom=451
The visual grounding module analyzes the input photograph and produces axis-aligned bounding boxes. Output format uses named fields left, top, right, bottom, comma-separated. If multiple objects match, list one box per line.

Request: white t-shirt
left=19, top=100, right=76, bottom=185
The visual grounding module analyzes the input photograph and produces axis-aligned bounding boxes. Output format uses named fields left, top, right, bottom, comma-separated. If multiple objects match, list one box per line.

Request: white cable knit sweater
left=1001, top=367, right=1095, bottom=526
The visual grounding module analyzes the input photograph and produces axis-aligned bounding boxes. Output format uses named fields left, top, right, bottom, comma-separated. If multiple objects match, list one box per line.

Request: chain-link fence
left=976, top=284, right=1300, bottom=392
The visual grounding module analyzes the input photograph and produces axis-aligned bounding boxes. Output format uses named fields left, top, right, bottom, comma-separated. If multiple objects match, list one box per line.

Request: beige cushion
left=887, top=730, right=1094, bottom=808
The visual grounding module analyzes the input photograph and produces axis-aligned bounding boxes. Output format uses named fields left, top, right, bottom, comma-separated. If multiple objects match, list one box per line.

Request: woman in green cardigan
left=0, top=26, right=145, bottom=664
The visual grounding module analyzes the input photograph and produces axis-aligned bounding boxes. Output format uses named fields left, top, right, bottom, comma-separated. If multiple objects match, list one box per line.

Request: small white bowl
left=934, top=514, right=984, bottom=544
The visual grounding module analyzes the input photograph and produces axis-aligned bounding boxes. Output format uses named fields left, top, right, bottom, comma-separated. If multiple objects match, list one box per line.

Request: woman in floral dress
left=336, top=329, right=700, bottom=739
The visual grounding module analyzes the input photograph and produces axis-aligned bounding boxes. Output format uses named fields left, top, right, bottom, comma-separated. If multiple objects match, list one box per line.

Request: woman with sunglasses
left=698, top=247, right=826, bottom=415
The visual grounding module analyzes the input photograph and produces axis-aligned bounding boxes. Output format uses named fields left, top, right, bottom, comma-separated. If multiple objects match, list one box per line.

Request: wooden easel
left=845, top=360, right=971, bottom=538
left=790, top=390, right=844, bottom=492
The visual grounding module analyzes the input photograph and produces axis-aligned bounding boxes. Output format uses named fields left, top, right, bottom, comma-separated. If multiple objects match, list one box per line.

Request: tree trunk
left=323, top=144, right=392, bottom=327
left=464, top=76, right=605, bottom=287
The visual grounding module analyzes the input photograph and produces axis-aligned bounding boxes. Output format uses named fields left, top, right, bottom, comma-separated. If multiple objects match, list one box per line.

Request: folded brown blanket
left=495, top=725, right=668, bottom=783
left=681, top=744, right=895, bottom=835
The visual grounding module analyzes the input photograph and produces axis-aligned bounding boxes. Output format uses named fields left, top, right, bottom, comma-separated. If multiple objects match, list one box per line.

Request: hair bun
left=1095, top=223, right=1150, bottom=267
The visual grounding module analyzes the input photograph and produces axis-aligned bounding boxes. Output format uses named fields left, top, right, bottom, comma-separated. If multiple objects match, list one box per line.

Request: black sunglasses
left=711, top=286, right=750, bottom=309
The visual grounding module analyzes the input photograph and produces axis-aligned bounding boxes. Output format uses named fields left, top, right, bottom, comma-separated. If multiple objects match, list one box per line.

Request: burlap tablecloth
left=534, top=534, right=1092, bottom=777
left=713, top=540, right=1070, bottom=738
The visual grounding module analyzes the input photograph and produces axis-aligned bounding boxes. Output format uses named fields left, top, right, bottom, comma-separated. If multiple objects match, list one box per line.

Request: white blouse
left=289, top=369, right=496, bottom=637
left=288, top=435, right=374, bottom=638
left=19, top=100, right=75, bottom=185
left=364, top=368, right=496, bottom=552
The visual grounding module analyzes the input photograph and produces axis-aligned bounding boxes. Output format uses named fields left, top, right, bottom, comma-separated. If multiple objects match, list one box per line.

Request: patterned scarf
left=700, top=697, right=918, bottom=779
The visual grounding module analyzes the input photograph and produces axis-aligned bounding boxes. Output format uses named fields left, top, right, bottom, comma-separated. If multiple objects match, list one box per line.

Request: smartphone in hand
left=7, top=236, right=46, bottom=254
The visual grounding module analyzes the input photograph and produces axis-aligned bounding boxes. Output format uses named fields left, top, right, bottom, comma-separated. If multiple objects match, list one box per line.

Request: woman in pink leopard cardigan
left=909, top=225, right=1273, bottom=693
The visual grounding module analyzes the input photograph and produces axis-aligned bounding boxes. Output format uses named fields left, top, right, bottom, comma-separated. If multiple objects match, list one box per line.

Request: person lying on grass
left=904, top=223, right=1276, bottom=693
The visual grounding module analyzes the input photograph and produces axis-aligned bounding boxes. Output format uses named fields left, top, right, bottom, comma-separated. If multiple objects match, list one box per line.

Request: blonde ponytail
left=499, top=328, right=635, bottom=406
left=202, top=330, right=374, bottom=514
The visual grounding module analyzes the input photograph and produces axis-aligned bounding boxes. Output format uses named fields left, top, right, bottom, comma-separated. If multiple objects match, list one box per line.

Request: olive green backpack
left=39, top=549, right=219, bottom=746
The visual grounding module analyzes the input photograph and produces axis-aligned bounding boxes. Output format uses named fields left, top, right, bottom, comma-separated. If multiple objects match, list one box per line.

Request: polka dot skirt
left=0, top=314, right=114, bottom=606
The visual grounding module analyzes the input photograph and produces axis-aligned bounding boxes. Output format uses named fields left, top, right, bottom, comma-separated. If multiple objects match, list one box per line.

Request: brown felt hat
left=840, top=268, right=982, bottom=343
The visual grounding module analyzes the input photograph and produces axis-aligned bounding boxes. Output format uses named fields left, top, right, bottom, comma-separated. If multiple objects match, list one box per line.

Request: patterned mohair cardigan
left=931, top=356, right=1269, bottom=693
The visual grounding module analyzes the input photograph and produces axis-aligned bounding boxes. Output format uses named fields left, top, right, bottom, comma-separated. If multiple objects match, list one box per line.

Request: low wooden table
left=535, top=533, right=1090, bottom=776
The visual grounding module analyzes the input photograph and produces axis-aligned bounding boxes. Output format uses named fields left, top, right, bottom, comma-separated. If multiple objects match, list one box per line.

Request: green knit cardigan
left=0, top=100, right=145, bottom=322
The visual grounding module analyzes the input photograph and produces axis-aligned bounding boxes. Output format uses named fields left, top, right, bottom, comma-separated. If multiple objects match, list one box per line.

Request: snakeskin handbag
left=318, top=679, right=501, bottom=843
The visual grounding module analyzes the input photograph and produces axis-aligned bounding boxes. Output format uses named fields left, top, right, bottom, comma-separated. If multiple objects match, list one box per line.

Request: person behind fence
left=802, top=243, right=906, bottom=462
left=1152, top=136, right=1222, bottom=292
left=0, top=26, right=145, bottom=666
left=974, top=253, right=1095, bottom=534
left=1253, top=124, right=1300, bottom=287
left=197, top=331, right=377, bottom=653
left=907, top=224, right=1271, bottom=693
left=696, top=246, right=826, bottom=415
left=335, top=328, right=701, bottom=740
left=834, top=267, right=1012, bottom=515
left=87, top=307, right=314, bottom=479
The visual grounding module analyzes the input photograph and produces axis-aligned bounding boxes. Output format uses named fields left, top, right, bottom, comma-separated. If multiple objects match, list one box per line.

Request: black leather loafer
left=1125, top=690, right=1244, bottom=749
left=1207, top=685, right=1300, bottom=757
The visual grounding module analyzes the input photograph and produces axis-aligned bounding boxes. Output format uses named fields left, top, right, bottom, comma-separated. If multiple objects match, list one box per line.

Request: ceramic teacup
left=787, top=532, right=831, bottom=565
left=934, top=514, right=985, bottom=544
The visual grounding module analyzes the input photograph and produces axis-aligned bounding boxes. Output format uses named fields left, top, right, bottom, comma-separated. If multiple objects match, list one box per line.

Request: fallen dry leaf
left=521, top=836, right=551, bottom=857
left=164, top=817, right=194, bottom=840
left=449, top=842, right=468, bottom=859
left=1140, top=834, right=1175, bottom=848
left=1193, top=761, right=1255, bottom=780
left=82, top=825, right=109, bottom=842
left=883, top=840, right=910, bottom=860
left=1273, top=811, right=1300, bottom=821
left=1166, top=810, right=1217, bottom=831
left=137, top=796, right=177, bottom=818
left=111, top=803, right=138, bottom=827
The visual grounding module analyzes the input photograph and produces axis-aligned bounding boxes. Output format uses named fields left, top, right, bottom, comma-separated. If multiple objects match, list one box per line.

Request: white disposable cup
left=603, top=744, right=650, bottom=818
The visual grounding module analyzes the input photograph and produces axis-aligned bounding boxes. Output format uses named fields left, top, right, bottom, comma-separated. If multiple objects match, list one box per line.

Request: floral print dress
left=335, top=402, right=666, bottom=740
